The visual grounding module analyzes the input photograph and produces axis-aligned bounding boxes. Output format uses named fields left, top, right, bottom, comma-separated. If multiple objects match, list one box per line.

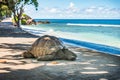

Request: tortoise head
left=63, top=49, right=77, bottom=61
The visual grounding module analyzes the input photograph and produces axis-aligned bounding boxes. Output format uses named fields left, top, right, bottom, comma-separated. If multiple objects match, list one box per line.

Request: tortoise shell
left=28, top=35, right=64, bottom=58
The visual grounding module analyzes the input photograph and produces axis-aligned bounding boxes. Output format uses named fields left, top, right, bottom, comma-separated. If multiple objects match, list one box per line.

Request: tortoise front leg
left=22, top=51, right=35, bottom=58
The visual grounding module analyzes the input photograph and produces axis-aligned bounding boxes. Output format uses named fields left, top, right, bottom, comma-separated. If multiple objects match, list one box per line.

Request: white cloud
left=98, top=7, right=104, bottom=10
left=84, top=6, right=120, bottom=15
left=85, top=8, right=94, bottom=13
left=66, top=2, right=80, bottom=14
left=49, top=8, right=58, bottom=13
left=39, top=7, right=61, bottom=14
left=84, top=6, right=97, bottom=13
left=69, top=2, right=75, bottom=9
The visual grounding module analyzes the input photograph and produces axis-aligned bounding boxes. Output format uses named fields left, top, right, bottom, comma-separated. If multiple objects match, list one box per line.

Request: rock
left=36, top=21, right=50, bottom=24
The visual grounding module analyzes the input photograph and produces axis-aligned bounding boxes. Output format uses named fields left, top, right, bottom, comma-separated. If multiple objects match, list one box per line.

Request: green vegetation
left=0, top=0, right=12, bottom=19
left=0, top=0, right=38, bottom=29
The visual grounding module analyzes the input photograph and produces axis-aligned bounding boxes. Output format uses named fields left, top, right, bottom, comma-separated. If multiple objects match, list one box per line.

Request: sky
left=24, top=0, right=120, bottom=19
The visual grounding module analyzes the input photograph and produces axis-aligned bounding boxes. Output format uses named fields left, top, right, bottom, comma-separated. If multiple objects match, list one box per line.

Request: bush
left=21, top=19, right=27, bottom=25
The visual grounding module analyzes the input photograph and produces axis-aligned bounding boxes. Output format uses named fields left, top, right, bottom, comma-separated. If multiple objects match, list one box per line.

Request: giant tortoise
left=22, top=35, right=77, bottom=61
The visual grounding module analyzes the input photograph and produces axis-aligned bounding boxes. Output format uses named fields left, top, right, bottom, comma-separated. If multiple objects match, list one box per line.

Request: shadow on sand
left=0, top=28, right=39, bottom=38
left=0, top=43, right=31, bottom=51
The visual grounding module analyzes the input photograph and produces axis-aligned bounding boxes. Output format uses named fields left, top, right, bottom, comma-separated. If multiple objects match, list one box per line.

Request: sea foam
left=67, top=23, right=120, bottom=27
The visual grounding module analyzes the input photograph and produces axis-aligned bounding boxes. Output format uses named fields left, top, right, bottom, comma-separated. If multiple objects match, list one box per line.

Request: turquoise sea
left=22, top=19, right=120, bottom=56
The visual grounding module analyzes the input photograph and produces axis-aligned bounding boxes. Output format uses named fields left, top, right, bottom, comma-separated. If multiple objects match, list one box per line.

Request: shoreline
left=61, top=38, right=120, bottom=56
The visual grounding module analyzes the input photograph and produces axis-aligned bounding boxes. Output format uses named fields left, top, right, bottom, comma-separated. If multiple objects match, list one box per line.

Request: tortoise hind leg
left=22, top=51, right=35, bottom=58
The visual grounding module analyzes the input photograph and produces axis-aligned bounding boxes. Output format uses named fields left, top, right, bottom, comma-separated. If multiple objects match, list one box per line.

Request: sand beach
left=0, top=18, right=120, bottom=80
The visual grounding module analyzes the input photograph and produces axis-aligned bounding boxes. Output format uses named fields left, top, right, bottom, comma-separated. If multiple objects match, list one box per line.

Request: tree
left=5, top=0, right=38, bottom=29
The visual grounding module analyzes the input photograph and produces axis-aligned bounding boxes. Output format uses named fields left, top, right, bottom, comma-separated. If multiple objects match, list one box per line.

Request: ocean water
left=22, top=19, right=120, bottom=56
